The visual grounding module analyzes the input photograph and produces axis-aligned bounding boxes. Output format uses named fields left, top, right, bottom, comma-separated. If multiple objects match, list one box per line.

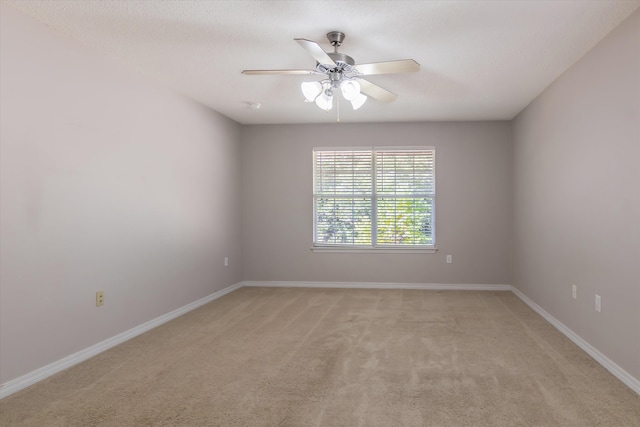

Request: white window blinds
left=313, top=147, right=435, bottom=248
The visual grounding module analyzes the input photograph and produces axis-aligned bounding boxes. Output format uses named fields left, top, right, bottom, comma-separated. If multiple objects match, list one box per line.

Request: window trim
left=312, top=146, right=436, bottom=252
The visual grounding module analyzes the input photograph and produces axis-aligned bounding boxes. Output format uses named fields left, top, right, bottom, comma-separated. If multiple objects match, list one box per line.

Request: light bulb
left=340, top=80, right=361, bottom=101
left=315, top=89, right=333, bottom=111
left=350, top=92, right=367, bottom=110
left=301, top=81, right=322, bottom=102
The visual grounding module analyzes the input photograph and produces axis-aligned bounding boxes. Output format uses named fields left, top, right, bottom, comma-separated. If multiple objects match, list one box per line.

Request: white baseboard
left=244, top=281, right=512, bottom=291
left=511, top=287, right=640, bottom=396
left=0, top=282, right=244, bottom=400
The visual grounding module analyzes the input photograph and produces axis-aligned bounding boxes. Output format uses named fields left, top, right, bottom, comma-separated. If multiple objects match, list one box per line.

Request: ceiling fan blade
left=294, top=38, right=336, bottom=66
left=355, top=59, right=420, bottom=75
left=242, top=69, right=319, bottom=75
left=358, top=79, right=398, bottom=103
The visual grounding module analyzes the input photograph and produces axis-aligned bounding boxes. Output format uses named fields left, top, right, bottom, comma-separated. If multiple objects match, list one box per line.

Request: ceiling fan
left=242, top=31, right=420, bottom=111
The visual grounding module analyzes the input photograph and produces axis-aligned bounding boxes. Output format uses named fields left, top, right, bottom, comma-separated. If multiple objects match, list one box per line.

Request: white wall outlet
left=572, top=284, right=577, bottom=299
left=595, top=294, right=601, bottom=312
left=96, top=291, right=104, bottom=307
left=224, top=257, right=229, bottom=267
left=446, top=255, right=452, bottom=264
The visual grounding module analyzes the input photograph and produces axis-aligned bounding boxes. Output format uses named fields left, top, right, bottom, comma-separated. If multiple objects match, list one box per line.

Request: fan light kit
left=243, top=31, right=420, bottom=113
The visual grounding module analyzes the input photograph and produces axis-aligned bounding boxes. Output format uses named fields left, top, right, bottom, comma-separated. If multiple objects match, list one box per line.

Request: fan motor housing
left=317, top=52, right=356, bottom=75
left=328, top=52, right=355, bottom=66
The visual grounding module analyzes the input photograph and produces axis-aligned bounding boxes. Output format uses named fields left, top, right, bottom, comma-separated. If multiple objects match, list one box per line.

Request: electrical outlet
left=595, top=294, right=601, bottom=312
left=572, top=284, right=577, bottom=299
left=446, top=255, right=452, bottom=264
left=96, top=291, right=104, bottom=307
left=224, top=257, right=229, bottom=267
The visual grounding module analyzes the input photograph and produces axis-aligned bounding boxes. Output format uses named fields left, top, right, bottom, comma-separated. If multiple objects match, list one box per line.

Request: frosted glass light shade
left=301, top=81, right=322, bottom=102
left=350, top=92, right=367, bottom=110
left=315, top=90, right=333, bottom=110
left=340, top=80, right=361, bottom=101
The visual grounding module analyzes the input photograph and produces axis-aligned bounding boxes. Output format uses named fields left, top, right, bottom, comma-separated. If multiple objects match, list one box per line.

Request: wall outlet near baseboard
left=595, top=294, right=601, bottom=312
left=572, top=284, right=577, bottom=299
left=96, top=291, right=104, bottom=307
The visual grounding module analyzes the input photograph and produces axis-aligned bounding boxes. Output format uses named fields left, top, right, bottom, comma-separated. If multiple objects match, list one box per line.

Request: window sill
left=310, top=246, right=437, bottom=254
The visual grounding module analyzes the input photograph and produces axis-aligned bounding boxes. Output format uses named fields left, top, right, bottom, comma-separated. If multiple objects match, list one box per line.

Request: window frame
left=312, top=146, right=436, bottom=253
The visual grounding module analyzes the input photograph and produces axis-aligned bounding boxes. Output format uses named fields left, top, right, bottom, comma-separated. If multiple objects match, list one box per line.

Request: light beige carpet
left=1, top=287, right=639, bottom=426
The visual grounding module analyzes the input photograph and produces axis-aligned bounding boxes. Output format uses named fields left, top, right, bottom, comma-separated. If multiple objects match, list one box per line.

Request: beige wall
left=241, top=122, right=512, bottom=285
left=512, top=10, right=640, bottom=380
left=0, top=5, right=242, bottom=383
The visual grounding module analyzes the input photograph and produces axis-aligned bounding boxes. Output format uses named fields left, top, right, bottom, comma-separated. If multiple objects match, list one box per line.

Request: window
left=313, top=147, right=435, bottom=251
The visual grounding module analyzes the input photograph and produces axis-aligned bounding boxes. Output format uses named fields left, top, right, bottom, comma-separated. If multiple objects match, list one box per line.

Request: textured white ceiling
left=5, top=0, right=640, bottom=124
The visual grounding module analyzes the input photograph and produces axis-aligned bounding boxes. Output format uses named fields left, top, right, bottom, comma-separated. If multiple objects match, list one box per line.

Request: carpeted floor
left=1, top=287, right=639, bottom=426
